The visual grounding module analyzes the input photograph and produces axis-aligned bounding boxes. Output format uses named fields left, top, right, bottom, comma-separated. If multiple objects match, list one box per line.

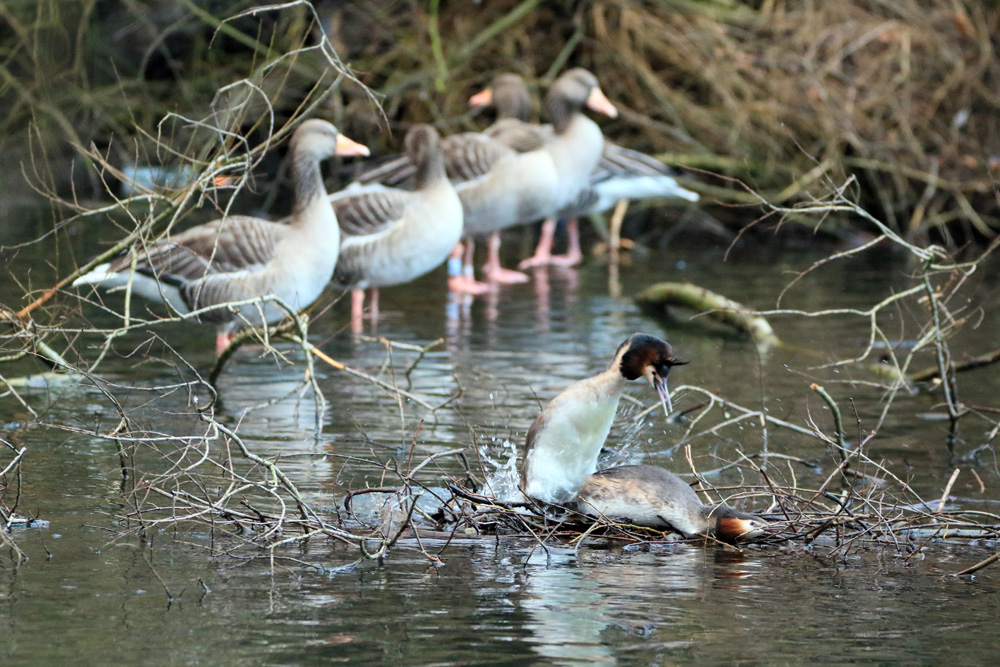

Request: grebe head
left=614, top=333, right=687, bottom=415
left=706, top=505, right=770, bottom=543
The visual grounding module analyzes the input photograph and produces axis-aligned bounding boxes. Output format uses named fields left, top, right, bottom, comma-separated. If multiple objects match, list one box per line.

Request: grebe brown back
left=577, top=465, right=768, bottom=542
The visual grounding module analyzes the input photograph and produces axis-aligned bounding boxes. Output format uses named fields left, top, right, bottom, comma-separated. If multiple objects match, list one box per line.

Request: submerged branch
left=636, top=282, right=780, bottom=347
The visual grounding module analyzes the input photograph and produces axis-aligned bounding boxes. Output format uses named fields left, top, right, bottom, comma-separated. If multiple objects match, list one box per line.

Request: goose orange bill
left=336, top=134, right=370, bottom=157
left=468, top=88, right=493, bottom=107
left=586, top=87, right=617, bottom=118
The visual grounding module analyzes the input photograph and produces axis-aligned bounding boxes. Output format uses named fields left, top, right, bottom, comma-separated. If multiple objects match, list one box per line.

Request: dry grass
left=3, top=1, right=997, bottom=241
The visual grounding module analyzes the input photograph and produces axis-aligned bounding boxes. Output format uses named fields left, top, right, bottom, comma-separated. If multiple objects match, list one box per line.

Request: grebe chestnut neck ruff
left=520, top=333, right=686, bottom=505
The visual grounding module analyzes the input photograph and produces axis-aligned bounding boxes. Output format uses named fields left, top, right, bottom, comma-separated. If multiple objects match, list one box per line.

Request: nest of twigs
left=435, top=468, right=1000, bottom=564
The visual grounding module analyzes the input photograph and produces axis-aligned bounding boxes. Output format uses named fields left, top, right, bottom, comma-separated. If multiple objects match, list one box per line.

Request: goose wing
left=483, top=119, right=550, bottom=153
left=331, top=186, right=410, bottom=238
left=594, top=142, right=678, bottom=181
left=353, top=132, right=516, bottom=189
left=106, top=216, right=283, bottom=283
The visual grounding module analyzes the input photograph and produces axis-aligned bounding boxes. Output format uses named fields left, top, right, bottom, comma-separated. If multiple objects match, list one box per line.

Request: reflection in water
left=509, top=547, right=765, bottom=664
left=520, top=552, right=617, bottom=664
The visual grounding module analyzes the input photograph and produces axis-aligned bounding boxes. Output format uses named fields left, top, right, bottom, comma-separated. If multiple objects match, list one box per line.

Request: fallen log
left=636, top=281, right=780, bottom=347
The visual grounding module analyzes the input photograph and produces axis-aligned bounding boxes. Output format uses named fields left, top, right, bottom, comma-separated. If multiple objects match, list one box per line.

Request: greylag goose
left=578, top=465, right=768, bottom=541
left=468, top=73, right=699, bottom=268
left=521, top=333, right=686, bottom=505
left=329, top=125, right=463, bottom=330
left=352, top=68, right=617, bottom=291
left=73, top=119, right=369, bottom=355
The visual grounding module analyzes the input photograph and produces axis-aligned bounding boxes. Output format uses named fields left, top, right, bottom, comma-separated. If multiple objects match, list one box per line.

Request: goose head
left=405, top=124, right=447, bottom=188
left=547, top=68, right=618, bottom=125
left=290, top=119, right=370, bottom=159
left=613, top=333, right=687, bottom=414
left=469, top=73, right=532, bottom=123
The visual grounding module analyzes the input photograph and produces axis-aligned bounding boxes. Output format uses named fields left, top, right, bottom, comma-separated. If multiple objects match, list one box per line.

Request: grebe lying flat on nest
left=577, top=465, right=768, bottom=542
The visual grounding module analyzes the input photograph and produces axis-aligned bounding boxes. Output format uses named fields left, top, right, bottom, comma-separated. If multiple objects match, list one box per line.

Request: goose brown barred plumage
left=73, top=119, right=369, bottom=354
left=352, top=68, right=617, bottom=292
left=329, top=125, right=463, bottom=330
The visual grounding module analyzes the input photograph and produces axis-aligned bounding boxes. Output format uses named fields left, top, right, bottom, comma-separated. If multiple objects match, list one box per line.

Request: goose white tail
left=593, top=175, right=699, bottom=213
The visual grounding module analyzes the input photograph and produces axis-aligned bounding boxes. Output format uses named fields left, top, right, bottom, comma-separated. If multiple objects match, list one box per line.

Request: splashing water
left=478, top=438, right=525, bottom=504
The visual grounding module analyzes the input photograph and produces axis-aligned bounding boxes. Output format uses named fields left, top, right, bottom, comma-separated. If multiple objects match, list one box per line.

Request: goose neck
left=290, top=148, right=326, bottom=221
left=547, top=94, right=577, bottom=135
left=413, top=150, right=447, bottom=191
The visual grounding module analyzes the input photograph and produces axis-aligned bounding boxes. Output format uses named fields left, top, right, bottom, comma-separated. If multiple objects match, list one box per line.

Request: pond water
left=2, top=213, right=1000, bottom=665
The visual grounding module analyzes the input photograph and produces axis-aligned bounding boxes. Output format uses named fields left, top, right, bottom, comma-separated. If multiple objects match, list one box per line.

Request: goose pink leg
left=482, top=233, right=529, bottom=284
left=549, top=218, right=583, bottom=267
left=369, top=288, right=379, bottom=327
left=518, top=219, right=557, bottom=269
left=447, top=241, right=491, bottom=294
left=216, top=331, right=234, bottom=356
left=351, top=288, right=365, bottom=334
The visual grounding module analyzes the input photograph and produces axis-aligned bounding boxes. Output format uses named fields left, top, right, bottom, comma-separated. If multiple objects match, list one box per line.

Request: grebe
left=521, top=333, right=685, bottom=504
left=577, top=465, right=768, bottom=542
left=73, top=119, right=368, bottom=354
left=330, top=126, right=462, bottom=330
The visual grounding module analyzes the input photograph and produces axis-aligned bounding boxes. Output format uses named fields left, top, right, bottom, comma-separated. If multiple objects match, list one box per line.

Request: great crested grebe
left=520, top=333, right=686, bottom=504
left=577, top=465, right=769, bottom=542
left=73, top=119, right=369, bottom=354
left=330, top=125, right=462, bottom=330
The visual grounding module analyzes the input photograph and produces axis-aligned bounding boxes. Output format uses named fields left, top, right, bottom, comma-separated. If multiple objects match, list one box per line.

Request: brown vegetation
left=2, top=1, right=998, bottom=242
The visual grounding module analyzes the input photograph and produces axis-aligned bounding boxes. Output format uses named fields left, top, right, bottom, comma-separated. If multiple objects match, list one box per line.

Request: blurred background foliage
left=1, top=0, right=998, bottom=245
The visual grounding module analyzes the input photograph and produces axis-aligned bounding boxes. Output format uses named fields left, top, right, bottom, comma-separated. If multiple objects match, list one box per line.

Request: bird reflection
left=503, top=546, right=763, bottom=663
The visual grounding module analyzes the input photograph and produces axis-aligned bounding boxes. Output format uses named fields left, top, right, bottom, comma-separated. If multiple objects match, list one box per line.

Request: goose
left=520, top=333, right=686, bottom=505
left=73, top=119, right=369, bottom=354
left=329, top=125, right=463, bottom=329
left=467, top=73, right=699, bottom=269
left=352, top=69, right=617, bottom=291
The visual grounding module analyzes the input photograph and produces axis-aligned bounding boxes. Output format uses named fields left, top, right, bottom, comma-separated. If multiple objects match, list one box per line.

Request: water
left=2, top=217, right=1000, bottom=665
